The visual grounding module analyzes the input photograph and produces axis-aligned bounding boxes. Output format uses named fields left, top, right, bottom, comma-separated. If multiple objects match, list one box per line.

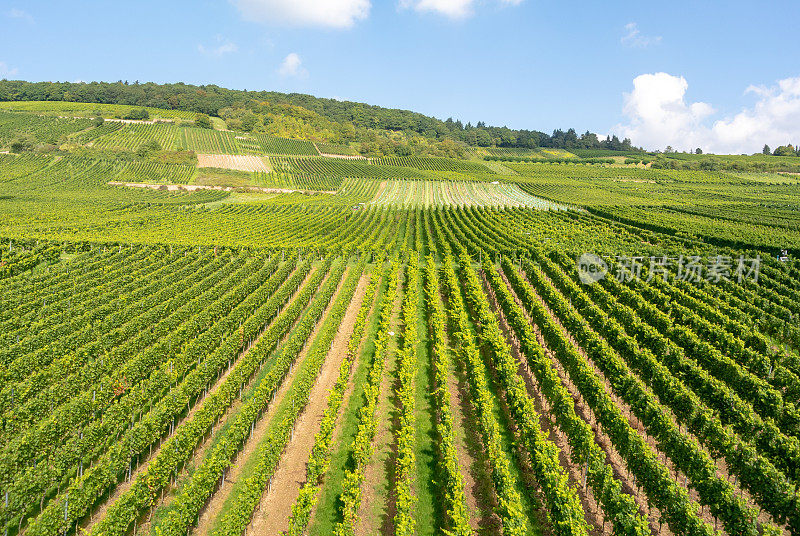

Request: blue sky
left=2, top=0, right=799, bottom=153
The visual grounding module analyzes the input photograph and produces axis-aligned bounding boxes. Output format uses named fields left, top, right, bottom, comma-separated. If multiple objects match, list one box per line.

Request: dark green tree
left=195, top=113, right=213, bottom=129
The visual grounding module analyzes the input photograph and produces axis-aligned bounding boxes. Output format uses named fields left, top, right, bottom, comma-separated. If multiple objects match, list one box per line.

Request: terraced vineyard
left=372, top=155, right=495, bottom=174
left=179, top=128, right=242, bottom=155
left=92, top=123, right=180, bottom=151
left=1, top=103, right=800, bottom=536
left=0, top=112, right=92, bottom=147
left=253, top=134, right=319, bottom=156
left=370, top=179, right=570, bottom=209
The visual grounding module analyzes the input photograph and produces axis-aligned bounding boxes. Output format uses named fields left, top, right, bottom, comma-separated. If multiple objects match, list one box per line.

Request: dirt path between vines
left=83, top=263, right=308, bottom=535
left=438, top=287, right=502, bottom=536
left=193, top=267, right=347, bottom=536
left=509, top=266, right=676, bottom=534
left=354, top=277, right=403, bottom=536
left=483, top=269, right=604, bottom=534
left=248, top=273, right=368, bottom=536
left=301, top=268, right=386, bottom=533
left=373, top=180, right=388, bottom=202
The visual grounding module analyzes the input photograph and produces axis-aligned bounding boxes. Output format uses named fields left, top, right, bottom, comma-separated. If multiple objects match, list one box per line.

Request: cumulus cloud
left=400, top=0, right=474, bottom=18
left=0, top=61, right=19, bottom=78
left=198, top=36, right=238, bottom=57
left=615, top=73, right=713, bottom=151
left=399, top=0, right=523, bottom=19
left=620, top=22, right=661, bottom=48
left=233, top=0, right=370, bottom=29
left=278, top=53, right=307, bottom=78
left=615, top=72, right=800, bottom=153
left=711, top=78, right=800, bottom=154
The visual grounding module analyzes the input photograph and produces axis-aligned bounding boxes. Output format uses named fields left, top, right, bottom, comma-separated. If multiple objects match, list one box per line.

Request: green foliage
left=194, top=113, right=213, bottom=130
left=0, top=81, right=630, bottom=152
left=135, top=139, right=162, bottom=157
left=122, top=108, right=150, bottom=120
left=774, top=144, right=798, bottom=157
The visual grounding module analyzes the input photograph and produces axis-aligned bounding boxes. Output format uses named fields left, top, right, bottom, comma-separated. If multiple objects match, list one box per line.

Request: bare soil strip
left=83, top=263, right=309, bottom=535
left=354, top=280, right=404, bottom=536
left=319, top=154, right=367, bottom=160
left=514, top=265, right=752, bottom=534
left=502, top=267, right=663, bottom=532
left=197, top=154, right=270, bottom=173
left=194, top=268, right=348, bottom=536
left=303, top=270, right=388, bottom=535
left=532, top=267, right=783, bottom=533
left=248, top=273, right=369, bottom=536
left=437, top=287, right=501, bottom=536
left=482, top=270, right=605, bottom=535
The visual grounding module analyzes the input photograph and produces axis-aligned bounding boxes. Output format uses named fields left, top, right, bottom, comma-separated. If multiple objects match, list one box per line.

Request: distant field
left=0, top=100, right=196, bottom=120
left=478, top=146, right=579, bottom=159
left=91, top=123, right=180, bottom=150
left=114, top=160, right=196, bottom=184
left=315, top=141, right=359, bottom=156
left=179, top=128, right=242, bottom=154
left=269, top=155, right=427, bottom=180
left=369, top=179, right=571, bottom=208
left=253, top=134, right=319, bottom=155
left=0, top=111, right=92, bottom=147
left=371, top=155, right=495, bottom=174
left=197, top=154, right=269, bottom=172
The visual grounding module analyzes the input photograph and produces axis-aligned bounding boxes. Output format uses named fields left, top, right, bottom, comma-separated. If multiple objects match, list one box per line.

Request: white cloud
left=278, top=53, right=307, bottom=78
left=233, top=0, right=370, bottom=29
left=614, top=72, right=800, bottom=154
left=6, top=8, right=33, bottom=22
left=615, top=72, right=714, bottom=151
left=401, top=0, right=474, bottom=18
left=0, top=61, right=19, bottom=78
left=620, top=22, right=661, bottom=48
left=711, top=78, right=800, bottom=154
left=198, top=37, right=239, bottom=58
left=399, top=0, right=523, bottom=19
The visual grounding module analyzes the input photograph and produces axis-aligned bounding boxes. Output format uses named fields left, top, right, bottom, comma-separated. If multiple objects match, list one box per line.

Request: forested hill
left=0, top=79, right=634, bottom=151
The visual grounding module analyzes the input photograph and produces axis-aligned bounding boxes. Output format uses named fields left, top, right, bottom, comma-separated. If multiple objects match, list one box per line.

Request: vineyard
left=91, top=123, right=181, bottom=151
left=179, top=128, right=242, bottom=155
left=371, top=156, right=496, bottom=174
left=1, top=102, right=800, bottom=536
left=252, top=134, right=319, bottom=156
left=370, top=179, right=570, bottom=209
left=0, top=101, right=197, bottom=120
left=0, top=112, right=92, bottom=148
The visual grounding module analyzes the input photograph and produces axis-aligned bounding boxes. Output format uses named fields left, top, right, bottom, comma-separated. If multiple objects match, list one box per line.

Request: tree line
left=0, top=80, right=634, bottom=151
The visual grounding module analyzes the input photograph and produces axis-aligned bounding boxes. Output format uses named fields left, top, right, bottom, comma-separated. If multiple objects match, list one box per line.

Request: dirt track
left=193, top=267, right=342, bottom=536
left=248, top=273, right=369, bottom=536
